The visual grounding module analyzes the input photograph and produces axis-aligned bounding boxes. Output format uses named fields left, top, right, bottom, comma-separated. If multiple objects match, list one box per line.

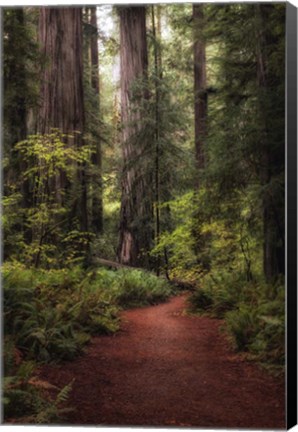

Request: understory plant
left=2, top=260, right=173, bottom=421
left=3, top=336, right=74, bottom=424
left=188, top=270, right=285, bottom=366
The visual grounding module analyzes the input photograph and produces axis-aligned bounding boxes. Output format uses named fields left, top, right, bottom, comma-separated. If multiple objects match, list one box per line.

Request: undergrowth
left=188, top=270, right=285, bottom=367
left=2, top=261, right=173, bottom=422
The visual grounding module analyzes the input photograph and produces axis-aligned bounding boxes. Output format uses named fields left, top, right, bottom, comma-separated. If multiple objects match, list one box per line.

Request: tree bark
left=193, top=4, right=207, bottom=188
left=192, top=4, right=209, bottom=268
left=3, top=9, right=32, bottom=245
left=38, top=7, right=85, bottom=145
left=255, top=4, right=284, bottom=282
left=152, top=5, right=161, bottom=275
left=90, top=6, right=103, bottom=234
left=118, top=6, right=153, bottom=268
left=3, top=9, right=29, bottom=204
left=38, top=7, right=88, bottom=232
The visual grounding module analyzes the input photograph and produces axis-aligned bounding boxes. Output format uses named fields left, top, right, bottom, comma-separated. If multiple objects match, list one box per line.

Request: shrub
left=2, top=263, right=120, bottom=363
left=225, top=304, right=259, bottom=351
left=188, top=268, right=285, bottom=365
left=188, top=287, right=214, bottom=312
left=110, top=269, right=173, bottom=308
left=3, top=356, right=74, bottom=424
left=188, top=270, right=243, bottom=317
left=3, top=262, right=173, bottom=364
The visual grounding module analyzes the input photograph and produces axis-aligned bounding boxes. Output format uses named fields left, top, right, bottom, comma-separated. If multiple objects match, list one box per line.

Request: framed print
left=1, top=2, right=297, bottom=430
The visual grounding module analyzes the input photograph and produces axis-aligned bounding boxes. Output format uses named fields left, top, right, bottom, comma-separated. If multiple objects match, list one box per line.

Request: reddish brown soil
left=38, top=294, right=285, bottom=428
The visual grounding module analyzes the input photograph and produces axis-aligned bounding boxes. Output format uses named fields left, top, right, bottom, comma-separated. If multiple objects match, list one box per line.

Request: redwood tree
left=90, top=6, right=103, bottom=234
left=118, top=6, right=153, bottom=267
left=255, top=4, right=285, bottom=281
left=38, top=7, right=88, bottom=232
left=192, top=4, right=209, bottom=266
left=193, top=4, right=207, bottom=187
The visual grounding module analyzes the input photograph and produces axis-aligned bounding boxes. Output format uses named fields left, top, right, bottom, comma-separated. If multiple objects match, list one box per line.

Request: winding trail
left=39, top=294, right=285, bottom=428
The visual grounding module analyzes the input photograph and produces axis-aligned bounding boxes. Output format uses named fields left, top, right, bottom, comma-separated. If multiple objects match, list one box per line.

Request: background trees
left=3, top=3, right=286, bottom=367
left=3, top=4, right=285, bottom=278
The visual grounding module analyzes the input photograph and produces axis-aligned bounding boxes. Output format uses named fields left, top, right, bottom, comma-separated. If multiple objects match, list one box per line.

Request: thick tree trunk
left=256, top=5, right=284, bottom=282
left=118, top=6, right=153, bottom=268
left=193, top=4, right=207, bottom=188
left=90, top=7, right=103, bottom=234
left=38, top=8, right=85, bottom=144
left=38, top=7, right=88, bottom=232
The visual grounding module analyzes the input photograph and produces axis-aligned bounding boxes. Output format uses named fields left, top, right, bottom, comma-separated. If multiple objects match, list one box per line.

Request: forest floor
left=38, top=293, right=285, bottom=428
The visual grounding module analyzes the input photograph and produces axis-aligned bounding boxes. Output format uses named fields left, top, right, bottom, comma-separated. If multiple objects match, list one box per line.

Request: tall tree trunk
left=38, top=7, right=88, bottom=232
left=193, top=4, right=207, bottom=188
left=255, top=4, right=284, bottom=282
left=152, top=5, right=161, bottom=275
left=90, top=6, right=103, bottom=234
left=3, top=9, right=31, bottom=244
left=118, top=6, right=153, bottom=267
left=38, top=7, right=85, bottom=145
left=4, top=9, right=27, bottom=148
left=192, top=4, right=210, bottom=268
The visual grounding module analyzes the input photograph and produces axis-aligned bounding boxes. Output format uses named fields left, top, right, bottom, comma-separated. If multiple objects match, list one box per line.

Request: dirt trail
left=39, top=294, right=285, bottom=428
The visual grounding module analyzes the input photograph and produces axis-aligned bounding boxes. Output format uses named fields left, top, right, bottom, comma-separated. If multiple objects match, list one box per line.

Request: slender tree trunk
left=3, top=10, right=29, bottom=203
left=118, top=6, right=153, bottom=267
left=90, top=6, right=103, bottom=234
left=4, top=10, right=27, bottom=148
left=3, top=9, right=32, bottom=245
left=192, top=4, right=210, bottom=268
left=193, top=4, right=207, bottom=188
left=152, top=5, right=161, bottom=275
left=38, top=7, right=88, bottom=232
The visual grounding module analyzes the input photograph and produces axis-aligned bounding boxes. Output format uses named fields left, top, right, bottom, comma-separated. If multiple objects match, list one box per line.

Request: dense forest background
left=3, top=4, right=285, bottom=423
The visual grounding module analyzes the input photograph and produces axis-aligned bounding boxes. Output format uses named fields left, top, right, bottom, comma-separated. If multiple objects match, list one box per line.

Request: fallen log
left=93, top=257, right=134, bottom=270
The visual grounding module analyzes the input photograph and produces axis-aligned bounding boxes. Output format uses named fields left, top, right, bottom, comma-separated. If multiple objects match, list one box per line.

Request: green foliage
left=189, top=287, right=213, bottom=312
left=111, top=269, right=173, bottom=308
left=226, top=305, right=259, bottom=351
left=150, top=192, right=202, bottom=281
left=4, top=131, right=94, bottom=267
left=3, top=337, right=74, bottom=423
left=4, top=373, right=74, bottom=423
left=3, top=263, right=119, bottom=363
left=189, top=271, right=285, bottom=365
left=3, top=8, right=40, bottom=151
left=3, top=260, right=173, bottom=421
left=188, top=271, right=244, bottom=317
left=3, top=262, right=173, bottom=363
left=225, top=291, right=285, bottom=366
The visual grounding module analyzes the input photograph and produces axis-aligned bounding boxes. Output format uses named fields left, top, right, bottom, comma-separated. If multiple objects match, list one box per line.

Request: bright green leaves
left=15, top=130, right=90, bottom=182
left=3, top=130, right=95, bottom=267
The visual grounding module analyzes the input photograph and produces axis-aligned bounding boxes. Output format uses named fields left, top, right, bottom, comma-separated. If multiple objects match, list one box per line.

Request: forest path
left=38, top=293, right=285, bottom=428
